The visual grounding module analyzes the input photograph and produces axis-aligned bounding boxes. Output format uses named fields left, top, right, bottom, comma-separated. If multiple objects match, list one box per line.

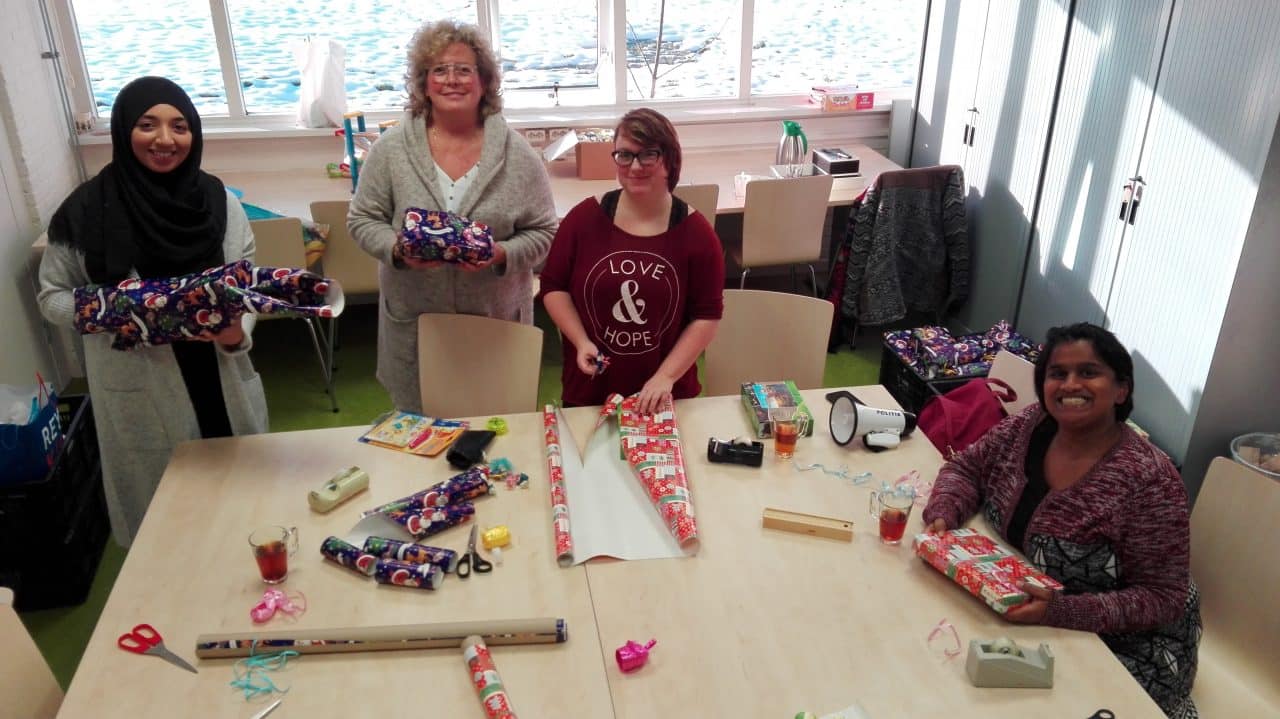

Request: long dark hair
left=1034, top=322, right=1135, bottom=421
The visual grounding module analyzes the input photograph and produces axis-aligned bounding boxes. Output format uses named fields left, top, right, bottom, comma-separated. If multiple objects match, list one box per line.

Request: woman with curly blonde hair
left=349, top=19, right=557, bottom=413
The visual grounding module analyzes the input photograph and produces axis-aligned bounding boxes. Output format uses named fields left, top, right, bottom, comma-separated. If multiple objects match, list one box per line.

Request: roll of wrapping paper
left=373, top=558, right=444, bottom=589
left=363, top=466, right=492, bottom=516
left=463, top=635, right=518, bottom=719
left=320, top=536, right=378, bottom=576
left=194, top=617, right=568, bottom=658
left=363, top=536, right=459, bottom=572
left=543, top=405, right=574, bottom=566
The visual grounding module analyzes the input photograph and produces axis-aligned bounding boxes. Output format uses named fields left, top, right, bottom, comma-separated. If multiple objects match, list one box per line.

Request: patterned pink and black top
left=923, top=405, right=1200, bottom=719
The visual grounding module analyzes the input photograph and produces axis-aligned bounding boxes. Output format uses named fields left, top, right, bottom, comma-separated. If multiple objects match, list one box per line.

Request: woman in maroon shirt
left=540, top=109, right=724, bottom=413
left=923, top=323, right=1199, bottom=718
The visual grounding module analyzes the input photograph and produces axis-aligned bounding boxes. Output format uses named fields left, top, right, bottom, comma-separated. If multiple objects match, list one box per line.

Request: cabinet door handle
left=1127, top=183, right=1144, bottom=225
left=968, top=125, right=976, bottom=146
left=963, top=124, right=971, bottom=146
left=1119, top=183, right=1133, bottom=221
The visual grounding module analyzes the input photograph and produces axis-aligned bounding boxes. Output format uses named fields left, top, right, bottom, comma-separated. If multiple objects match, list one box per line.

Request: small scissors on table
left=117, top=623, right=197, bottom=673
left=1087, top=712, right=1115, bottom=719
left=456, top=524, right=493, bottom=578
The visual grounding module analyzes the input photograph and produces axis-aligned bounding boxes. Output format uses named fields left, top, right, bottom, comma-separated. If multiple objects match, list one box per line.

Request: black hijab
left=49, top=76, right=227, bottom=283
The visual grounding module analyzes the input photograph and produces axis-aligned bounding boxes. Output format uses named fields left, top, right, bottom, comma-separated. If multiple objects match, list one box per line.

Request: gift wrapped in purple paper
left=72, top=259, right=344, bottom=350
left=383, top=501, right=475, bottom=539
left=373, top=558, right=445, bottom=589
left=361, top=466, right=492, bottom=516
left=396, top=208, right=495, bottom=264
left=884, top=322, right=1041, bottom=381
left=362, top=537, right=459, bottom=572
left=320, top=536, right=378, bottom=576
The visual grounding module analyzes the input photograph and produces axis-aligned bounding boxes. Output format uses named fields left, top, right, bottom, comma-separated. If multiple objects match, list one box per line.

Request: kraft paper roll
left=195, top=617, right=567, bottom=658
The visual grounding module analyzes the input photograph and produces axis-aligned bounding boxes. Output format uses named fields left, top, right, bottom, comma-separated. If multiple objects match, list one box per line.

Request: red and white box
left=913, top=528, right=1063, bottom=614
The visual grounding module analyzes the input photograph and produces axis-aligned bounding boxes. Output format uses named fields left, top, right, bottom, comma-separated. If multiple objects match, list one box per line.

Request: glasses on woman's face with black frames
left=430, top=63, right=477, bottom=81
left=611, top=149, right=662, bottom=167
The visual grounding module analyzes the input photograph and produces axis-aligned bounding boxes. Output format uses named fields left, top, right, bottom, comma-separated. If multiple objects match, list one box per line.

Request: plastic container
left=878, top=341, right=982, bottom=415
left=1229, top=432, right=1280, bottom=479
left=0, top=395, right=109, bottom=610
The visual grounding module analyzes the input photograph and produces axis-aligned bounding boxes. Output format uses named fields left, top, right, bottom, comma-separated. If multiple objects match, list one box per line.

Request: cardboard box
left=810, top=86, right=876, bottom=112
left=740, top=380, right=815, bottom=438
left=542, top=129, right=616, bottom=180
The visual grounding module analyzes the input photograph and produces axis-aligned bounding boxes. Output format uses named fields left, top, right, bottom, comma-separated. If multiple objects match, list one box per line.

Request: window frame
left=52, top=0, right=921, bottom=131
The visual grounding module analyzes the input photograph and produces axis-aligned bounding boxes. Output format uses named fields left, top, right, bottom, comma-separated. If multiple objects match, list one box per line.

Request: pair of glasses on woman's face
left=611, top=149, right=662, bottom=167
left=430, top=63, right=477, bottom=81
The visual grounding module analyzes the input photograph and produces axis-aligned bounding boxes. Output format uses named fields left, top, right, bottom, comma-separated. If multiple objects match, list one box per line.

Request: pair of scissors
left=117, top=623, right=197, bottom=673
left=1087, top=712, right=1114, bottom=719
left=250, top=698, right=283, bottom=719
left=456, top=524, right=493, bottom=578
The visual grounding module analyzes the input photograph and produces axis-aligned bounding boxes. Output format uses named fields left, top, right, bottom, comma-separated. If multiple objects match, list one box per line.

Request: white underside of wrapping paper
left=344, top=512, right=416, bottom=546
left=557, top=407, right=692, bottom=564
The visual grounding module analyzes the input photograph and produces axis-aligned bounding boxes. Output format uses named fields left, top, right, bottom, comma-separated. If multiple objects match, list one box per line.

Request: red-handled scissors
left=117, top=623, right=198, bottom=673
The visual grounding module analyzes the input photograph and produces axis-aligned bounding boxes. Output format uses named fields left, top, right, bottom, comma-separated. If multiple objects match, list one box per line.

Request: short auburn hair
left=404, top=20, right=503, bottom=122
left=615, top=108, right=682, bottom=191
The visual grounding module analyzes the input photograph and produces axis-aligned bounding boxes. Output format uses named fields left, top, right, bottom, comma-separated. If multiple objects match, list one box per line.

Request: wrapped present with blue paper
left=72, top=259, right=344, bottom=350
left=397, top=208, right=494, bottom=264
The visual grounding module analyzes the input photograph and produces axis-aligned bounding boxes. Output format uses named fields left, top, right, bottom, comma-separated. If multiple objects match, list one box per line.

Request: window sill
left=74, top=97, right=894, bottom=145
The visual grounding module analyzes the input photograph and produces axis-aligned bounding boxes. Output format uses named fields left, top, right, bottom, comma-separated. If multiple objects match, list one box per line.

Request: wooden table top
left=58, top=385, right=1164, bottom=718
left=218, top=142, right=897, bottom=222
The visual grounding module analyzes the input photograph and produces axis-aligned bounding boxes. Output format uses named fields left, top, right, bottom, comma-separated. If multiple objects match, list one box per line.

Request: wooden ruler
left=762, top=508, right=854, bottom=541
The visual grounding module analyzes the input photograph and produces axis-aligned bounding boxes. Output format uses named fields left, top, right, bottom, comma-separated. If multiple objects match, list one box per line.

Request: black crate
left=878, top=342, right=984, bottom=415
left=0, top=395, right=109, bottom=610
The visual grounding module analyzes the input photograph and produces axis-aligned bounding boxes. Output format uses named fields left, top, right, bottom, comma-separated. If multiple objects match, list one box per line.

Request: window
left=61, top=1, right=925, bottom=121
left=226, top=0, right=473, bottom=115
left=624, top=0, right=741, bottom=100
left=751, top=0, right=927, bottom=96
left=72, top=0, right=226, bottom=116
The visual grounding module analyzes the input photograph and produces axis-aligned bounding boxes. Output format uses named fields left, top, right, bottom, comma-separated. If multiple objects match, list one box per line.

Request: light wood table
left=56, top=413, right=614, bottom=718
left=570, top=386, right=1166, bottom=719
left=59, top=385, right=1164, bottom=718
left=218, top=143, right=898, bottom=222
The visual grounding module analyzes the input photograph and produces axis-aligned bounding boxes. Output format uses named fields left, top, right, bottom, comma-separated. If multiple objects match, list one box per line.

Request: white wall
left=0, top=0, right=80, bottom=387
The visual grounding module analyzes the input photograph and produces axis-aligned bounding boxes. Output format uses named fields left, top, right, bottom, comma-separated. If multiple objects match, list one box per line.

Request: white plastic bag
left=295, top=37, right=347, bottom=128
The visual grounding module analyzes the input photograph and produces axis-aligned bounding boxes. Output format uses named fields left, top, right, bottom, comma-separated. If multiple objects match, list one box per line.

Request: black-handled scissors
left=456, top=525, right=492, bottom=578
left=1087, top=711, right=1115, bottom=719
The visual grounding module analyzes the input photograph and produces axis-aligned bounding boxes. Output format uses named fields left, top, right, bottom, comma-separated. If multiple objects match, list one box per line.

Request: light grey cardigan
left=37, top=193, right=268, bottom=547
left=348, top=111, right=557, bottom=413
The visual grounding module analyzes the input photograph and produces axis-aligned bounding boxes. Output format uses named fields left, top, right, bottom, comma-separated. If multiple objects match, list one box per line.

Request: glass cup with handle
left=249, top=525, right=299, bottom=583
left=868, top=488, right=914, bottom=544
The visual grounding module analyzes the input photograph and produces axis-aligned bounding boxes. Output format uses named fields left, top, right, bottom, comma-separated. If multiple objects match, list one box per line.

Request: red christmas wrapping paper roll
left=614, top=394, right=698, bottom=547
left=462, top=634, right=518, bottom=719
left=913, top=528, right=1062, bottom=613
left=543, top=405, right=573, bottom=566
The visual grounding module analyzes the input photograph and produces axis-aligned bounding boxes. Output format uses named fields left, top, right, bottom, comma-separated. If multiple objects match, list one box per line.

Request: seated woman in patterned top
left=922, top=322, right=1200, bottom=719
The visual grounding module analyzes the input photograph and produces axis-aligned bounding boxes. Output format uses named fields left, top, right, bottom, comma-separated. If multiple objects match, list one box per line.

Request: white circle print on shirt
left=583, top=250, right=681, bottom=356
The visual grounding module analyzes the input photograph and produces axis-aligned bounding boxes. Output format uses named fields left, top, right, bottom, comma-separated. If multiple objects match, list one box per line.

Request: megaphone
left=826, top=391, right=917, bottom=451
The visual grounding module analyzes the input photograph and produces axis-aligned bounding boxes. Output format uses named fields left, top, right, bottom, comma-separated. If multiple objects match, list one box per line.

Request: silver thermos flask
left=776, top=120, right=808, bottom=177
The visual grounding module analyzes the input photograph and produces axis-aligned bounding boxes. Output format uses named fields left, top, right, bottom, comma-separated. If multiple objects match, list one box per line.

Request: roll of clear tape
left=990, top=637, right=1021, bottom=656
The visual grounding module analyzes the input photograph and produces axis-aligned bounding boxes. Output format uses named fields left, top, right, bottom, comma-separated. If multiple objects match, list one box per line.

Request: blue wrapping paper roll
left=373, top=558, right=444, bottom=589
left=362, top=536, right=459, bottom=572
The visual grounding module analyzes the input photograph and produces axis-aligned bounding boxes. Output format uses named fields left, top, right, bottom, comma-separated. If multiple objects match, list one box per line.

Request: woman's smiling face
left=1042, top=339, right=1130, bottom=431
left=130, top=103, right=191, bottom=173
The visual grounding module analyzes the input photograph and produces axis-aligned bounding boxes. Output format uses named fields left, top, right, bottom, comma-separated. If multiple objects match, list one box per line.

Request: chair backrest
left=1190, top=457, right=1280, bottom=677
left=740, top=174, right=834, bottom=268
left=673, top=183, right=719, bottom=223
left=987, top=349, right=1037, bottom=415
left=703, top=289, right=834, bottom=397
left=417, top=313, right=544, bottom=418
left=248, top=217, right=306, bottom=269
left=310, top=200, right=381, bottom=296
left=0, top=587, right=63, bottom=718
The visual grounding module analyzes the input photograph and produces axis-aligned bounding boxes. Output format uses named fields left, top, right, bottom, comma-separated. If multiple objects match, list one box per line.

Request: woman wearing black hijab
left=38, top=77, right=267, bottom=547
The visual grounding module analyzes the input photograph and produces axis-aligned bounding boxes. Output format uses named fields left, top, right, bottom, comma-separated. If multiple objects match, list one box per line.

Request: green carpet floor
left=21, top=298, right=882, bottom=689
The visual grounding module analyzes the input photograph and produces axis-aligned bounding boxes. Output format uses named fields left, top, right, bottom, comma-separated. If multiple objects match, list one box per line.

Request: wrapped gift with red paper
left=913, top=528, right=1062, bottom=614
left=397, top=208, right=494, bottom=264
left=614, top=394, right=698, bottom=547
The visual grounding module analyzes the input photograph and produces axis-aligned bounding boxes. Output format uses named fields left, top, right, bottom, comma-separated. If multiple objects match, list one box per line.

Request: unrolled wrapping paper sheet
left=545, top=395, right=697, bottom=565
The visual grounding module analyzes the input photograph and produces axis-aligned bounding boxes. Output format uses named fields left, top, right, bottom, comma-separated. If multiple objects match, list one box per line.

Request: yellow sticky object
left=481, top=525, right=511, bottom=550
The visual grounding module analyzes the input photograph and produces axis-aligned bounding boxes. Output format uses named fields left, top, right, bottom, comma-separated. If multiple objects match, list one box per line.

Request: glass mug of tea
left=249, top=525, right=299, bottom=583
left=770, top=407, right=802, bottom=460
left=868, top=489, right=914, bottom=544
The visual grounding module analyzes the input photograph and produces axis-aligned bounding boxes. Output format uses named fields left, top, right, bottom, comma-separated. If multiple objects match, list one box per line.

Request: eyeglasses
left=430, top=63, right=477, bottom=81
left=611, top=149, right=662, bottom=167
